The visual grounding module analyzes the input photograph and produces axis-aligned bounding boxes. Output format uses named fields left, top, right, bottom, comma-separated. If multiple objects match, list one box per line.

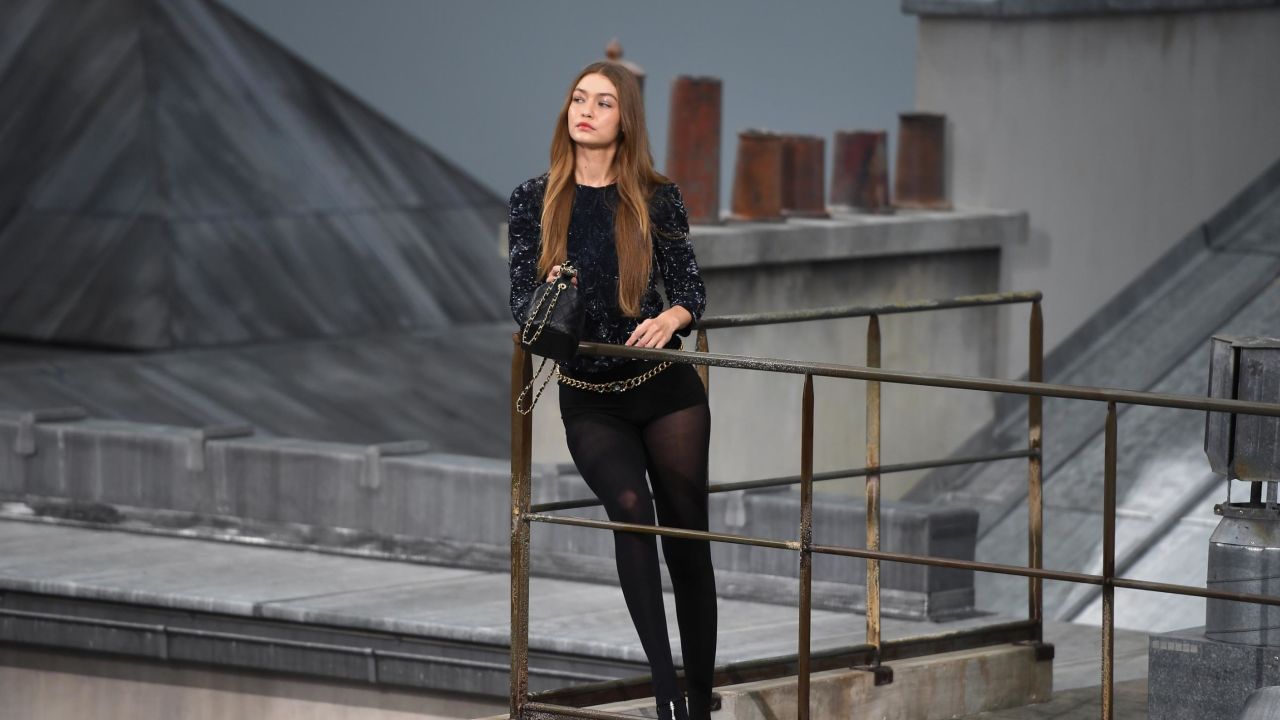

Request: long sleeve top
left=508, top=174, right=707, bottom=376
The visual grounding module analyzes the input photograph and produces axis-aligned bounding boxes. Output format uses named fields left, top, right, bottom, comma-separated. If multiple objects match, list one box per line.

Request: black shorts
left=558, top=360, right=708, bottom=425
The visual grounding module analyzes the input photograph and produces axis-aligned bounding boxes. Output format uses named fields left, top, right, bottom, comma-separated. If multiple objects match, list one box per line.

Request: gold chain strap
left=558, top=361, right=672, bottom=393
left=516, top=360, right=674, bottom=415
left=519, top=280, right=567, bottom=349
left=515, top=357, right=557, bottom=415
left=517, top=263, right=675, bottom=413
left=515, top=265, right=576, bottom=415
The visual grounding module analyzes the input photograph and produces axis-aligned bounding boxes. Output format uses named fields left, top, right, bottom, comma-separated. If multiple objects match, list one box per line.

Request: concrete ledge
left=577, top=643, right=1051, bottom=720
left=0, top=411, right=981, bottom=619
left=0, top=590, right=631, bottom=698
left=902, top=0, right=1280, bottom=17
left=0, top=645, right=506, bottom=720
left=688, top=207, right=1026, bottom=270
left=711, top=490, right=979, bottom=620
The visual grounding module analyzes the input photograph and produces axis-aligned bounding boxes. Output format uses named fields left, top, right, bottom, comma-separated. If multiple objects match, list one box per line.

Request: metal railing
left=508, top=291, right=1280, bottom=720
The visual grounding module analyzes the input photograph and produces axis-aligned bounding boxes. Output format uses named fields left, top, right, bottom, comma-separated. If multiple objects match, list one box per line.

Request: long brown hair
left=538, top=61, right=669, bottom=317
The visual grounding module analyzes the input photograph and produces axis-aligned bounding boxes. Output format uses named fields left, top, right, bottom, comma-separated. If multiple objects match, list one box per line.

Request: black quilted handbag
left=520, top=262, right=584, bottom=362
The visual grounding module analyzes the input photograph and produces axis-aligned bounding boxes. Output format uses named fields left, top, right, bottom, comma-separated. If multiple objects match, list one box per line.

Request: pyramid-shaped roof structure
left=0, top=0, right=509, bottom=349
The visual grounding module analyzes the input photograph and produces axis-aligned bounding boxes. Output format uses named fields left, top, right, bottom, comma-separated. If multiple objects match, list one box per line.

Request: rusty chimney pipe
left=831, top=130, right=891, bottom=213
left=894, top=112, right=950, bottom=210
left=780, top=134, right=829, bottom=219
left=730, top=130, right=784, bottom=222
left=665, top=76, right=722, bottom=225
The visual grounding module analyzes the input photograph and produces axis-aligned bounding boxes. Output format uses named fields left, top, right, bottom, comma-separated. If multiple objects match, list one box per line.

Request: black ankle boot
left=656, top=696, right=689, bottom=720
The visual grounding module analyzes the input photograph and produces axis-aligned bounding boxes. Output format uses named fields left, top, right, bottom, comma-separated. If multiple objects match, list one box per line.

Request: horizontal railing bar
left=575, top=343, right=1280, bottom=418
left=879, top=619, right=1041, bottom=662
left=531, top=449, right=1035, bottom=513
left=526, top=516, right=1280, bottom=608
left=531, top=497, right=623, bottom=513
left=697, top=291, right=1043, bottom=329
left=1113, top=577, right=1280, bottom=607
left=710, top=449, right=1036, bottom=494
left=522, top=702, right=639, bottom=720
left=810, top=542, right=1106, bottom=585
left=528, top=514, right=1098, bottom=582
left=525, top=514, right=798, bottom=551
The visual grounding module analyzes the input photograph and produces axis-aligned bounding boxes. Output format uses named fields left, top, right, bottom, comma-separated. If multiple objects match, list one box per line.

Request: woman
left=507, top=61, right=717, bottom=720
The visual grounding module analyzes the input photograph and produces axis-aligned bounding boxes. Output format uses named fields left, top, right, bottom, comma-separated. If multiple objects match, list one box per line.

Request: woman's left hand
left=625, top=307, right=692, bottom=348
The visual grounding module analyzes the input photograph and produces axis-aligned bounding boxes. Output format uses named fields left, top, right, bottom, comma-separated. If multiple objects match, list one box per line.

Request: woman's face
left=567, top=73, right=621, bottom=149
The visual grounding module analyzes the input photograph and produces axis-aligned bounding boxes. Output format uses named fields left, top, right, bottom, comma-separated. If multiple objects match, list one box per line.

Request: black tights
left=563, top=403, right=717, bottom=720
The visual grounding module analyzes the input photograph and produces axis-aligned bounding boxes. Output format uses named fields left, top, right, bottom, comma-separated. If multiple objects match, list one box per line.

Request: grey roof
left=901, top=0, right=1280, bottom=17
left=0, top=0, right=508, bottom=350
left=907, top=157, right=1280, bottom=631
left=0, top=322, right=515, bottom=457
left=0, top=518, right=1013, bottom=696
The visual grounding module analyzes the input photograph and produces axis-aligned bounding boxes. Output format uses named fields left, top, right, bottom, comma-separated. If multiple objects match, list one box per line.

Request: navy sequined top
left=508, top=174, right=707, bottom=376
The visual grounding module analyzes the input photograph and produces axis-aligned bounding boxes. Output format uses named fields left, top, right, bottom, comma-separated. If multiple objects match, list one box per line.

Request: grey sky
left=218, top=0, right=917, bottom=203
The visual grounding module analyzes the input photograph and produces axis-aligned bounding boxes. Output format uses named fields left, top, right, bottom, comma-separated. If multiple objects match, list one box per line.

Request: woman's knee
left=608, top=486, right=656, bottom=524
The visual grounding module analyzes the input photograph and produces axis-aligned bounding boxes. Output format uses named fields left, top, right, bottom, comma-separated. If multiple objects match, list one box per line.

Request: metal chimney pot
left=1203, top=335, right=1280, bottom=647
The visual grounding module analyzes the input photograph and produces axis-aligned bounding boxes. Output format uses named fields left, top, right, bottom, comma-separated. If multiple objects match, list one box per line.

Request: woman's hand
left=546, top=265, right=579, bottom=286
left=626, top=306, right=692, bottom=348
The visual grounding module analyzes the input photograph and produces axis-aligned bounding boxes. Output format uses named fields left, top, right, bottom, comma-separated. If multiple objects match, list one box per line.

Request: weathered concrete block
left=1148, top=626, right=1280, bottom=720
left=202, top=441, right=536, bottom=542
left=0, top=415, right=27, bottom=496
left=1, top=417, right=212, bottom=513
left=205, top=437, right=369, bottom=525
left=0, top=411, right=975, bottom=618
left=590, top=643, right=1051, bottom=720
left=375, top=453, right=549, bottom=543
left=528, top=470, right=611, bottom=558
left=709, top=489, right=978, bottom=619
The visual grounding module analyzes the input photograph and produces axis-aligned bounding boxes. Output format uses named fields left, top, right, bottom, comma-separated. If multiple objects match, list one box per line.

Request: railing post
left=1101, top=401, right=1117, bottom=720
left=695, top=328, right=710, bottom=393
left=1028, top=301, right=1044, bottom=635
left=798, top=374, right=814, bottom=720
left=510, top=335, right=534, bottom=720
left=866, top=315, right=882, bottom=656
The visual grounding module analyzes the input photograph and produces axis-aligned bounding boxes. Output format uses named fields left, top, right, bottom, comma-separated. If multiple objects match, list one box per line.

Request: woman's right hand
left=546, top=265, right=579, bottom=286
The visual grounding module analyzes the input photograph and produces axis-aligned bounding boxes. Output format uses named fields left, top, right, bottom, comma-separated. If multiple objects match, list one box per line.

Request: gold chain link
left=515, top=357, right=557, bottom=415
left=518, top=263, right=676, bottom=413
left=519, top=281, right=567, bottom=349
left=558, top=361, right=672, bottom=393
left=516, top=360, right=674, bottom=415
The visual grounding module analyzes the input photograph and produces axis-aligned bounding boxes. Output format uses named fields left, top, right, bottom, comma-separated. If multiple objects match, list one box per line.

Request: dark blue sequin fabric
left=508, top=173, right=707, bottom=376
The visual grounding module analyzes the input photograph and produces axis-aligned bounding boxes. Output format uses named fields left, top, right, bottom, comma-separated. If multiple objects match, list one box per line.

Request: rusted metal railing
left=509, top=290, right=1280, bottom=720
left=514, top=292, right=1040, bottom=719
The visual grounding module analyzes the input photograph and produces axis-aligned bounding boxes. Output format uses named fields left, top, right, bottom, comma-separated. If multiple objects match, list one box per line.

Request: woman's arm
left=626, top=184, right=706, bottom=348
left=652, top=183, right=706, bottom=334
left=508, top=178, right=544, bottom=324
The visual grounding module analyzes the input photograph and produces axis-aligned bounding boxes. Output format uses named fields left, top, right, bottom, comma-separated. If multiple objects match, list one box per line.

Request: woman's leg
left=643, top=403, right=717, bottom=720
left=562, top=412, right=686, bottom=718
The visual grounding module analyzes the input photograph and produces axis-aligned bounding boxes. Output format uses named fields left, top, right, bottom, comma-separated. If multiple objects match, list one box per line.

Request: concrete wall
left=0, top=646, right=504, bottom=720
left=0, top=404, right=981, bottom=618
left=912, top=8, right=1280, bottom=378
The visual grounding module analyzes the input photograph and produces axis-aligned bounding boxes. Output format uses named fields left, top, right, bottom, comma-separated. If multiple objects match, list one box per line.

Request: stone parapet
left=0, top=412, right=979, bottom=619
